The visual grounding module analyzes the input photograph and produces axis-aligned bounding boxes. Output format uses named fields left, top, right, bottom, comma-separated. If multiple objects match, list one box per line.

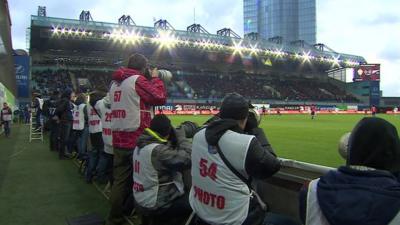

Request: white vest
left=133, top=143, right=185, bottom=209
left=110, top=76, right=140, bottom=132
left=2, top=109, right=12, bottom=121
left=72, top=104, right=85, bottom=130
left=87, top=102, right=102, bottom=134
left=133, top=143, right=160, bottom=208
left=95, top=99, right=113, bottom=154
left=36, top=97, right=44, bottom=110
left=189, top=129, right=254, bottom=225
left=306, top=178, right=400, bottom=225
left=1, top=109, right=12, bottom=121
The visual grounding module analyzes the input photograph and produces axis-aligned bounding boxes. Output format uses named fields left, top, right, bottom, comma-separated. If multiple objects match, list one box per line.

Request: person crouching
left=133, top=114, right=192, bottom=224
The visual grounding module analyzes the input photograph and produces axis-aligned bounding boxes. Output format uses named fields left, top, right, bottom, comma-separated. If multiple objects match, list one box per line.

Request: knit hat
left=150, top=114, right=172, bottom=137
left=219, top=93, right=249, bottom=120
left=348, top=117, right=400, bottom=172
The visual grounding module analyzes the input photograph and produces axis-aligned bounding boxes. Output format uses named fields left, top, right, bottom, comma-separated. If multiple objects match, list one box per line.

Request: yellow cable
left=144, top=128, right=168, bottom=143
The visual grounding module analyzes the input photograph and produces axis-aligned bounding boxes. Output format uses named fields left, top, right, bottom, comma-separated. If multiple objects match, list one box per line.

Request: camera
left=179, top=121, right=199, bottom=138
left=144, top=67, right=172, bottom=83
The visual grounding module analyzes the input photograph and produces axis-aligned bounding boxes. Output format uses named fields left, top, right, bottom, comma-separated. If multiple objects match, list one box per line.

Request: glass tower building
left=243, top=0, right=316, bottom=44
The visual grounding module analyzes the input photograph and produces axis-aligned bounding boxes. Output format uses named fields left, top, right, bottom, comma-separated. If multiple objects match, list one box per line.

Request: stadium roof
left=30, top=15, right=366, bottom=67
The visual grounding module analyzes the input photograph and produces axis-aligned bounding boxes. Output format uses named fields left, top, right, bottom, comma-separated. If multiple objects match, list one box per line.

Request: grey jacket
left=135, top=127, right=192, bottom=210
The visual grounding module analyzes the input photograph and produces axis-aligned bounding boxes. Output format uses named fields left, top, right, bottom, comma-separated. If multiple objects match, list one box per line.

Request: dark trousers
left=140, top=194, right=192, bottom=225
left=35, top=110, right=42, bottom=129
left=97, top=151, right=114, bottom=183
left=59, top=121, right=72, bottom=158
left=3, top=121, right=10, bottom=137
left=49, top=120, right=59, bottom=151
left=106, top=147, right=133, bottom=225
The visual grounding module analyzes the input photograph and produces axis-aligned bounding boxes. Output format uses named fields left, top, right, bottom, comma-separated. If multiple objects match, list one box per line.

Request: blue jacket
left=299, top=166, right=400, bottom=225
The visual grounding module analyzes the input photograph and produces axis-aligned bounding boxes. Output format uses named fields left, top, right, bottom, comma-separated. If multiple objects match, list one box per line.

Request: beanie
left=348, top=117, right=400, bottom=172
left=150, top=114, right=172, bottom=137
left=219, top=93, right=249, bottom=120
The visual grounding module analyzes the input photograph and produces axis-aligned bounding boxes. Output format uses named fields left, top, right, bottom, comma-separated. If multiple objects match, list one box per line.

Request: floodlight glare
left=156, top=31, right=178, bottom=48
left=301, top=52, right=311, bottom=62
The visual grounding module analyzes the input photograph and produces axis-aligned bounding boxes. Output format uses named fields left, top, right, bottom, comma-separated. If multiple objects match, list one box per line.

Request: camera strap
left=215, top=143, right=267, bottom=211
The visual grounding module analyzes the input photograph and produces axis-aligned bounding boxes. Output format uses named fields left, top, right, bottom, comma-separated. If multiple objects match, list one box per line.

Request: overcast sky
left=8, top=0, right=400, bottom=96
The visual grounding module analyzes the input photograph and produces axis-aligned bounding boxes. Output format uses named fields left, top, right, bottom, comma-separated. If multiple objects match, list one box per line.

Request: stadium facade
left=30, top=11, right=376, bottom=108
left=0, top=0, right=16, bottom=108
left=244, top=0, right=316, bottom=44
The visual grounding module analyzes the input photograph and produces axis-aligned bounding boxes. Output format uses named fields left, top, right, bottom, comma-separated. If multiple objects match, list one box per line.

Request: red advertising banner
left=353, top=64, right=380, bottom=81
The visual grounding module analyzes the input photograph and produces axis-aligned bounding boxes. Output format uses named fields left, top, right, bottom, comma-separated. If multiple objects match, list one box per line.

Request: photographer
left=299, top=117, right=400, bottom=225
left=55, top=89, right=76, bottom=159
left=1, top=102, right=12, bottom=137
left=42, top=91, right=60, bottom=151
left=189, top=93, right=281, bottom=225
left=133, top=114, right=192, bottom=224
left=107, top=53, right=166, bottom=225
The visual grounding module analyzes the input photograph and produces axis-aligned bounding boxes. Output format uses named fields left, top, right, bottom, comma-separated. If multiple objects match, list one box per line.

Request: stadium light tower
left=118, top=15, right=136, bottom=26
left=79, top=10, right=93, bottom=22
left=37, top=6, right=46, bottom=17
left=187, top=24, right=210, bottom=34
left=154, top=19, right=175, bottom=30
left=216, top=28, right=241, bottom=39
left=244, top=32, right=259, bottom=41
left=268, top=36, right=283, bottom=45
left=290, top=40, right=305, bottom=48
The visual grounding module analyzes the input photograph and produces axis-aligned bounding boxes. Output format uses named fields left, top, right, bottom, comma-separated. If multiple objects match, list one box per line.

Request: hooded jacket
left=202, top=119, right=281, bottom=225
left=299, top=117, right=400, bottom=225
left=135, top=127, right=191, bottom=211
left=111, top=67, right=166, bottom=149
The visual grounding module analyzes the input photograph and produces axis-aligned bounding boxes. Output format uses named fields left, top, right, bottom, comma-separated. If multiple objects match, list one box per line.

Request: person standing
left=1, top=102, right=12, bottom=137
left=86, top=92, right=104, bottom=183
left=107, top=53, right=167, bottom=225
left=43, top=91, right=60, bottom=151
left=55, top=89, right=76, bottom=159
left=23, top=104, right=31, bottom=124
left=371, top=105, right=377, bottom=117
left=32, top=93, right=44, bottom=130
left=72, top=94, right=89, bottom=159
left=92, top=92, right=114, bottom=184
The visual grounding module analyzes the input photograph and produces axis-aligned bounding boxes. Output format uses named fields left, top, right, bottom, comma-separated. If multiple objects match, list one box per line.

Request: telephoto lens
left=338, top=132, right=351, bottom=160
left=158, top=70, right=173, bottom=83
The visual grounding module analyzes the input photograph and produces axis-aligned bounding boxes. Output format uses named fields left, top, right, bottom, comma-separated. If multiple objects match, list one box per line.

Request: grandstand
left=0, top=0, right=16, bottom=109
left=29, top=9, right=366, bottom=105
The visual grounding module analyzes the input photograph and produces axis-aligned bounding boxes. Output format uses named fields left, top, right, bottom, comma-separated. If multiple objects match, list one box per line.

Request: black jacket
left=55, top=98, right=73, bottom=122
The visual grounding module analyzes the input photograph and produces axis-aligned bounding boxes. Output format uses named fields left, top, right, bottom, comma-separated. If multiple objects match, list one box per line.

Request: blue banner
left=369, top=81, right=380, bottom=106
left=14, top=55, right=30, bottom=98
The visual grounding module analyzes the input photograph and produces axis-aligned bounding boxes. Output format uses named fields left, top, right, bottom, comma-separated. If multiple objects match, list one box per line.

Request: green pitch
left=170, top=114, right=400, bottom=168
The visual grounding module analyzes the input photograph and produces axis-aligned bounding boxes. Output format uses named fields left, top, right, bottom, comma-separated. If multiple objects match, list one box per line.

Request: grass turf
left=0, top=114, right=399, bottom=225
left=0, top=124, right=110, bottom=225
left=170, top=114, right=400, bottom=168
